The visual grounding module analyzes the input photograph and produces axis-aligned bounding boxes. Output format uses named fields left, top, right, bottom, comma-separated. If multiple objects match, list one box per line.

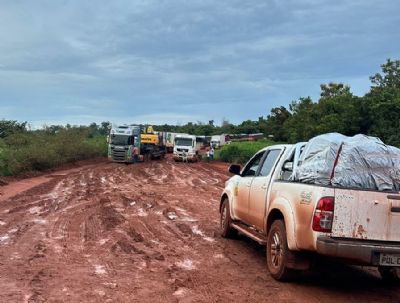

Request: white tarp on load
left=295, top=133, right=400, bottom=191
left=295, top=133, right=346, bottom=185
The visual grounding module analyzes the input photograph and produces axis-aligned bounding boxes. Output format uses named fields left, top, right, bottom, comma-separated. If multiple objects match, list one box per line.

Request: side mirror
left=228, top=164, right=241, bottom=175
left=283, top=161, right=293, bottom=171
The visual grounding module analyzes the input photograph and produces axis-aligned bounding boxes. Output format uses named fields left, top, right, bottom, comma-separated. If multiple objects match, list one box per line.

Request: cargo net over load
left=293, top=133, right=400, bottom=191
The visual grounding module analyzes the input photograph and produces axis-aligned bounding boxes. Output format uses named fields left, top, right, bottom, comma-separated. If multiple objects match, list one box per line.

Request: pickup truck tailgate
left=332, top=189, right=400, bottom=241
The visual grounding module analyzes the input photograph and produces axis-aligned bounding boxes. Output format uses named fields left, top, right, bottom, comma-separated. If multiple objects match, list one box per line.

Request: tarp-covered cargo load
left=295, top=133, right=346, bottom=185
left=295, top=133, right=400, bottom=191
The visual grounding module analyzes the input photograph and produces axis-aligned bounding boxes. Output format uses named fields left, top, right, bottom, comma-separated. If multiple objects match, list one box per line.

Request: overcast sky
left=0, top=0, right=399, bottom=127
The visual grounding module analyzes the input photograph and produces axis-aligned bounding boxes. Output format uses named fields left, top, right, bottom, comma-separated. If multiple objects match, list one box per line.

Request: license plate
left=379, top=253, right=400, bottom=266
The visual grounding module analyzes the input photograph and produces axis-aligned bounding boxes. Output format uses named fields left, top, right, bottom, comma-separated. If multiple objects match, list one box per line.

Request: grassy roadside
left=214, top=139, right=278, bottom=164
left=0, top=130, right=107, bottom=176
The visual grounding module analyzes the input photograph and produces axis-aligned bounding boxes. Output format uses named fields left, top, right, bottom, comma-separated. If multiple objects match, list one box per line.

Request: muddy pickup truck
left=219, top=143, right=400, bottom=281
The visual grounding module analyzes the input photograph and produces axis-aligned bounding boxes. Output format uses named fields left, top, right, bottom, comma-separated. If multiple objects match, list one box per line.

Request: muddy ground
left=0, top=158, right=399, bottom=302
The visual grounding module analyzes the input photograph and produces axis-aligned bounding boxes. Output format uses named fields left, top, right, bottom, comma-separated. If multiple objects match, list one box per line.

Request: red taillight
left=312, top=197, right=335, bottom=232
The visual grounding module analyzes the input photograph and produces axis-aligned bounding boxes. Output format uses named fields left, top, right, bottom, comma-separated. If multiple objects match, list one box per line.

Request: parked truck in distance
left=108, top=124, right=140, bottom=162
left=220, top=142, right=400, bottom=281
left=173, top=134, right=199, bottom=162
left=211, top=134, right=229, bottom=148
left=108, top=124, right=166, bottom=162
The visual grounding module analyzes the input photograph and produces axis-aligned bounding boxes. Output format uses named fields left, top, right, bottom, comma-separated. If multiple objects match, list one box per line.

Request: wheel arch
left=266, top=209, right=284, bottom=234
left=266, top=200, right=298, bottom=251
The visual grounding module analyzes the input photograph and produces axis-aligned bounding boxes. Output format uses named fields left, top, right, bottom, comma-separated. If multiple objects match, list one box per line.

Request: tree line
left=0, top=122, right=108, bottom=175
left=265, top=59, right=400, bottom=146
left=0, top=121, right=111, bottom=139
left=155, top=58, right=400, bottom=147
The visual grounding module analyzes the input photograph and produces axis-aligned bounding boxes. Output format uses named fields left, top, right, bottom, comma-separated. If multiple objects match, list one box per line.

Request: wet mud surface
left=0, top=158, right=399, bottom=302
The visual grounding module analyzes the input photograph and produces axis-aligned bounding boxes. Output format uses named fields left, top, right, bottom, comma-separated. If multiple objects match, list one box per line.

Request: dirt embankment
left=0, top=159, right=399, bottom=302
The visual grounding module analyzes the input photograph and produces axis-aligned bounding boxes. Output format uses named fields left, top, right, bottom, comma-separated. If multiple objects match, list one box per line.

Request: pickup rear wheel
left=266, top=220, right=294, bottom=281
left=220, top=199, right=237, bottom=238
left=379, top=266, right=400, bottom=283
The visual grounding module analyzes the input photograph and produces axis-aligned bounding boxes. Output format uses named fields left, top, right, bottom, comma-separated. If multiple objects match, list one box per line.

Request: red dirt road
left=0, top=159, right=399, bottom=302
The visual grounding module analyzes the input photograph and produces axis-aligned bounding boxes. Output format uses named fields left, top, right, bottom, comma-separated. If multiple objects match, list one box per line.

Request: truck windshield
left=111, top=135, right=131, bottom=145
left=175, top=138, right=193, bottom=146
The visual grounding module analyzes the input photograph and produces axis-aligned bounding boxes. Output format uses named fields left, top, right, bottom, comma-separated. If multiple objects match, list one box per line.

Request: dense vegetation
left=0, top=123, right=108, bottom=176
left=216, top=140, right=276, bottom=164
left=156, top=59, right=400, bottom=147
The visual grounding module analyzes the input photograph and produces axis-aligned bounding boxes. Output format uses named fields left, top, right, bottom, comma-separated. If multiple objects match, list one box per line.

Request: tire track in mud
left=1, top=159, right=399, bottom=302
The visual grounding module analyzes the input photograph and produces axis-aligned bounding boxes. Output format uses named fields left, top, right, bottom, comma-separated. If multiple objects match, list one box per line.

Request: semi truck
left=165, top=132, right=192, bottom=153
left=173, top=134, right=199, bottom=162
left=211, top=134, right=228, bottom=148
left=220, top=139, right=400, bottom=281
left=108, top=124, right=166, bottom=162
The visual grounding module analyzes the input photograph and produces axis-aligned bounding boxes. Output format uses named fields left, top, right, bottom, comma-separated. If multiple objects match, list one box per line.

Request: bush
left=216, top=139, right=276, bottom=164
left=0, top=129, right=107, bottom=176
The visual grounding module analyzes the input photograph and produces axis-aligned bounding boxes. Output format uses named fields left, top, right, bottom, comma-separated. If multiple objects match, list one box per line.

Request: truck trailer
left=211, top=134, right=228, bottom=148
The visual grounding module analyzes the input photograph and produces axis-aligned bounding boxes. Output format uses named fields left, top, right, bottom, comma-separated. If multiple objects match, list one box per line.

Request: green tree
left=314, top=84, right=365, bottom=136
left=320, top=82, right=351, bottom=98
left=367, top=59, right=400, bottom=146
left=370, top=59, right=400, bottom=91
left=0, top=120, right=27, bottom=138
left=100, top=121, right=111, bottom=136
left=284, top=97, right=316, bottom=142
left=236, top=120, right=261, bottom=134
left=265, top=106, right=291, bottom=141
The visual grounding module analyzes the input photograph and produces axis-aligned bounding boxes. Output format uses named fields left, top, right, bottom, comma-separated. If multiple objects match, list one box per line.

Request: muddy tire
left=379, top=267, right=400, bottom=283
left=266, top=220, right=295, bottom=281
left=220, top=199, right=237, bottom=238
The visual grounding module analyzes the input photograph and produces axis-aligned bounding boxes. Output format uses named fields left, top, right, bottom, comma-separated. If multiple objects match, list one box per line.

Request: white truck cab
left=173, top=134, right=199, bottom=162
left=108, top=124, right=140, bottom=162
left=211, top=134, right=227, bottom=149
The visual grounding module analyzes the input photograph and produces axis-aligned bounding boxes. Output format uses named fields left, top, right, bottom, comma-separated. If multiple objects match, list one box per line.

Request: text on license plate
left=379, top=254, right=400, bottom=266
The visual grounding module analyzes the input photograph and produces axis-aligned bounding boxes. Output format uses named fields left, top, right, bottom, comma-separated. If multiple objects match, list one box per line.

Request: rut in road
left=0, top=159, right=232, bottom=302
left=0, top=159, right=399, bottom=303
